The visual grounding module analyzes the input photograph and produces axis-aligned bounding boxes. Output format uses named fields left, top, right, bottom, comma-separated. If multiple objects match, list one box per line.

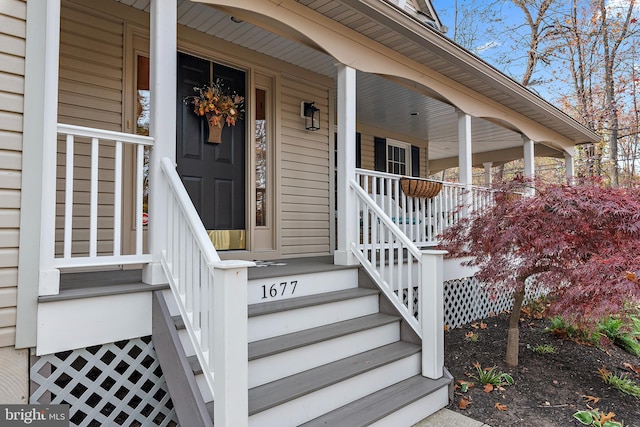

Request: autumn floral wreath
left=189, top=79, right=244, bottom=128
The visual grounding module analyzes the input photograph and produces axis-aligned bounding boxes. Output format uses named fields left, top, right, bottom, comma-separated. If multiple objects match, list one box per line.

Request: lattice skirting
left=402, top=277, right=545, bottom=329
left=30, top=336, right=178, bottom=427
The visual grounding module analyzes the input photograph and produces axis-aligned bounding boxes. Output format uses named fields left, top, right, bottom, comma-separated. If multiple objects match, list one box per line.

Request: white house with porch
left=1, top=0, right=599, bottom=425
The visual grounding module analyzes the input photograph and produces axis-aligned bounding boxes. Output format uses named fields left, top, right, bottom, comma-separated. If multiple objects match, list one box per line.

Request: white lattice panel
left=443, top=277, right=513, bottom=328
left=443, top=277, right=545, bottom=329
left=30, top=337, right=177, bottom=427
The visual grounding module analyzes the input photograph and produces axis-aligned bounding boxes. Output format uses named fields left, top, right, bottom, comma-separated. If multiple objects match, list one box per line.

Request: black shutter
left=356, top=132, right=361, bottom=168
left=411, top=145, right=420, bottom=177
left=374, top=137, right=386, bottom=172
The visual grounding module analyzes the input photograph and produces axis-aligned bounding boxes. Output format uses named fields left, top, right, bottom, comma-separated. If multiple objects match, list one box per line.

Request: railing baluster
left=89, top=138, right=99, bottom=258
left=135, top=144, right=144, bottom=255
left=397, top=243, right=402, bottom=301
left=407, top=253, right=413, bottom=317
left=113, top=141, right=122, bottom=256
left=54, top=124, right=153, bottom=268
left=64, top=134, right=75, bottom=259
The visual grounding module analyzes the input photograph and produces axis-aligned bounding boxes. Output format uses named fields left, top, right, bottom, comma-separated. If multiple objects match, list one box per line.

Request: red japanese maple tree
left=439, top=178, right=640, bottom=366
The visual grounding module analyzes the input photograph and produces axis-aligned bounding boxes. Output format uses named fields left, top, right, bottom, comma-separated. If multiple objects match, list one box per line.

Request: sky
left=430, top=0, right=640, bottom=103
left=431, top=0, right=534, bottom=80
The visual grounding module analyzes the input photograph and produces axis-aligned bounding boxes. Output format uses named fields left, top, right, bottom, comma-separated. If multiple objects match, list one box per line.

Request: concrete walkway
left=413, top=409, right=492, bottom=427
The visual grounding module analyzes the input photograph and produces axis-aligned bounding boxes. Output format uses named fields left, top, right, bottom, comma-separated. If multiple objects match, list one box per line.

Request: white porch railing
left=355, top=169, right=493, bottom=247
left=53, top=124, right=154, bottom=269
left=350, top=179, right=446, bottom=379
left=160, top=157, right=252, bottom=427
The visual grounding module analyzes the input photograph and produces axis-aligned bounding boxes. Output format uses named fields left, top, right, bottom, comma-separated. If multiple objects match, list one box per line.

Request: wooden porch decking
left=39, top=269, right=167, bottom=303
left=39, top=256, right=351, bottom=303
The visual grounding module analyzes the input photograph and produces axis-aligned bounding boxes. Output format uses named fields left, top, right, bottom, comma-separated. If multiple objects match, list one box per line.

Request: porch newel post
left=457, top=111, right=473, bottom=214
left=212, top=260, right=251, bottom=427
left=420, top=249, right=447, bottom=379
left=523, top=136, right=535, bottom=196
left=564, top=149, right=575, bottom=185
left=143, top=0, right=177, bottom=285
left=335, top=64, right=358, bottom=266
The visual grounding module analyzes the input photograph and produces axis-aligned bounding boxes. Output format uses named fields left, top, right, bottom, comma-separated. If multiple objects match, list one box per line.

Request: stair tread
left=172, top=315, right=185, bottom=330
left=248, top=341, right=420, bottom=416
left=248, top=313, right=400, bottom=361
left=248, top=288, right=379, bottom=318
left=299, top=375, right=452, bottom=427
left=186, top=355, right=202, bottom=376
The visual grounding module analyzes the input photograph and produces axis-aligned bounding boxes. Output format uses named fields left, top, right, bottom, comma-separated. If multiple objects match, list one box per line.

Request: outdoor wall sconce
left=301, top=101, right=320, bottom=131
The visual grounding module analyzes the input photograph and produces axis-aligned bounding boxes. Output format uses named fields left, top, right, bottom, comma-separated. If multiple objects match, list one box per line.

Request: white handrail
left=355, top=169, right=494, bottom=246
left=52, top=124, right=154, bottom=271
left=350, top=178, right=446, bottom=379
left=161, top=158, right=220, bottom=264
left=160, top=157, right=252, bottom=426
left=350, top=179, right=423, bottom=334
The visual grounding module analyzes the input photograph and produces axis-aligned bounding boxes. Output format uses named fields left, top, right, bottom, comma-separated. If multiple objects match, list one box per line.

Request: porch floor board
left=247, top=255, right=352, bottom=280
left=40, top=269, right=168, bottom=303
left=40, top=256, right=345, bottom=303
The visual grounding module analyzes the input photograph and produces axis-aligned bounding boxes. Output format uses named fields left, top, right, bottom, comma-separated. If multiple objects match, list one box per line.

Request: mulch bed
left=444, top=311, right=640, bottom=427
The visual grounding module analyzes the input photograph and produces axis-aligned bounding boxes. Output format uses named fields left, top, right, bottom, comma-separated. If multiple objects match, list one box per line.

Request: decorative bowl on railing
left=400, top=177, right=443, bottom=198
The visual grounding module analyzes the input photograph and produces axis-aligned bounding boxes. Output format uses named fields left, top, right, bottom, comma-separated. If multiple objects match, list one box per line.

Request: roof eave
left=340, top=0, right=600, bottom=145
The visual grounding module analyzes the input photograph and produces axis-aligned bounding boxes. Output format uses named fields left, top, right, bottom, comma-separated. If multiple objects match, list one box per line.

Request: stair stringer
left=151, top=291, right=213, bottom=427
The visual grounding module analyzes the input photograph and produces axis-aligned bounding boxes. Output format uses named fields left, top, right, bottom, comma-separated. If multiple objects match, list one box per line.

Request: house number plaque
left=261, top=281, right=297, bottom=299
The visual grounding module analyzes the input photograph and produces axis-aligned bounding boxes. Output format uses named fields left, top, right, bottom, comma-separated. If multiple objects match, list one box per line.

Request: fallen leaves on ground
left=483, top=384, right=494, bottom=393
left=623, top=362, right=640, bottom=375
left=582, top=395, right=601, bottom=405
left=495, top=403, right=508, bottom=411
left=459, top=397, right=471, bottom=409
left=594, top=412, right=616, bottom=424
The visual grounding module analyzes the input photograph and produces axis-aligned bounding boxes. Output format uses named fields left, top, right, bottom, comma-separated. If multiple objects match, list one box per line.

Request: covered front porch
left=18, top=0, right=600, bottom=425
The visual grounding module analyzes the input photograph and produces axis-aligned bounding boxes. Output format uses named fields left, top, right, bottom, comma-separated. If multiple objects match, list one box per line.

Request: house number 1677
left=261, top=281, right=297, bottom=299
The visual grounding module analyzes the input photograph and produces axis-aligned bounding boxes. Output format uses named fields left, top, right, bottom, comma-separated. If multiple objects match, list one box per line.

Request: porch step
left=247, top=257, right=359, bottom=304
left=154, top=257, right=451, bottom=426
left=248, top=288, right=381, bottom=342
left=299, top=375, right=451, bottom=427
left=248, top=287, right=378, bottom=317
left=183, top=313, right=402, bottom=387
left=248, top=313, right=400, bottom=361
left=248, top=341, right=422, bottom=425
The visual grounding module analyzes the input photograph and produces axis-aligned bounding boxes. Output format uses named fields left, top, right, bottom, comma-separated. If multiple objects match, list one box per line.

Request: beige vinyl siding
left=0, top=0, right=25, bottom=347
left=55, top=3, right=123, bottom=257
left=280, top=76, right=331, bottom=257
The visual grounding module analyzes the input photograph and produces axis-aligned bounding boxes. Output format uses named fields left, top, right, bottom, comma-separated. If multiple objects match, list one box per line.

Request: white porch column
left=564, top=149, right=575, bottom=185
left=523, top=136, right=535, bottom=195
left=334, top=65, right=358, bottom=266
left=458, top=111, right=473, bottom=214
left=35, top=1, right=62, bottom=296
left=483, top=162, right=493, bottom=186
left=458, top=112, right=473, bottom=186
left=143, top=0, right=177, bottom=284
left=17, top=0, right=62, bottom=345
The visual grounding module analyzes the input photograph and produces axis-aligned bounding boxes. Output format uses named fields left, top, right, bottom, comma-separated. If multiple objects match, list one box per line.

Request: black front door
left=177, top=52, right=246, bottom=247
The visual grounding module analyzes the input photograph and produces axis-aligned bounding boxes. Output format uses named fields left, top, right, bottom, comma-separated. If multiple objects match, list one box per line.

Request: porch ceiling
left=115, top=0, right=599, bottom=166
